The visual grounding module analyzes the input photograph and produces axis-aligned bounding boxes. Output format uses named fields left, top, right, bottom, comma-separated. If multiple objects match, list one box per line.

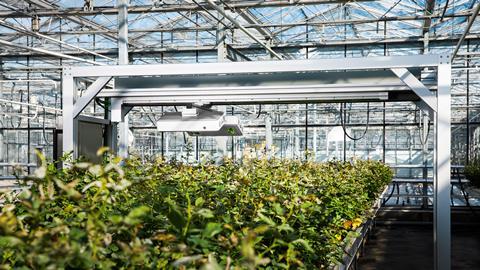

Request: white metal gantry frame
left=62, top=54, right=451, bottom=270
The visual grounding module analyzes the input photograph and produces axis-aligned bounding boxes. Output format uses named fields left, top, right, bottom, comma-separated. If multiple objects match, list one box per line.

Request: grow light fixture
left=156, top=108, right=242, bottom=136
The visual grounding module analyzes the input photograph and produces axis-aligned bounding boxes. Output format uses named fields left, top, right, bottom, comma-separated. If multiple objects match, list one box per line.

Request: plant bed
left=465, top=157, right=480, bottom=188
left=0, top=152, right=392, bottom=269
left=332, top=192, right=386, bottom=270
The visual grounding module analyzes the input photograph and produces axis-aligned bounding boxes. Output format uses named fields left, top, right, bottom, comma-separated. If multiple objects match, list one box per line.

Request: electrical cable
left=256, top=104, right=262, bottom=118
left=381, top=184, right=397, bottom=206
left=95, top=98, right=106, bottom=109
left=370, top=131, right=383, bottom=149
left=340, top=102, right=370, bottom=141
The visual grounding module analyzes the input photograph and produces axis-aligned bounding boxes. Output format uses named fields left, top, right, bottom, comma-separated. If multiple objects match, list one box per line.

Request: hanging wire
left=95, top=98, right=106, bottom=109
left=340, top=102, right=370, bottom=141
left=9, top=84, right=22, bottom=129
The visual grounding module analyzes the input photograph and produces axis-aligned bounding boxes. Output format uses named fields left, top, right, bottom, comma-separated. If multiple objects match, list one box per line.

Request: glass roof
left=0, top=0, right=478, bottom=63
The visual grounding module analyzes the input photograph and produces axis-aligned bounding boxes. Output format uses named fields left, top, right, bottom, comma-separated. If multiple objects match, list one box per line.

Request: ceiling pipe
left=0, top=38, right=104, bottom=66
left=204, top=0, right=283, bottom=60
left=451, top=2, right=480, bottom=61
left=0, top=98, right=61, bottom=113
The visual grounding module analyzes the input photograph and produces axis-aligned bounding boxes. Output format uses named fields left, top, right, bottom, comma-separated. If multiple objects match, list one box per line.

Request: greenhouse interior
left=0, top=0, right=479, bottom=269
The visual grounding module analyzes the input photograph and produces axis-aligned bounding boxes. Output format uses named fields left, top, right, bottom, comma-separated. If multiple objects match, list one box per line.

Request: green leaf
left=197, top=208, right=214, bottom=219
left=257, top=213, right=276, bottom=226
left=110, top=215, right=123, bottom=224
left=165, top=201, right=187, bottom=231
left=124, top=206, right=150, bottom=225
left=202, top=222, right=222, bottom=238
left=292, top=239, right=314, bottom=253
left=195, top=197, right=205, bottom=207
left=0, top=236, right=23, bottom=247
left=276, top=223, right=294, bottom=233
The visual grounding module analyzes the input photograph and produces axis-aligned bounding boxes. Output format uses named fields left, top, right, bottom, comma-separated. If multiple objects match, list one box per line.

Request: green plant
left=0, top=152, right=392, bottom=269
left=465, top=157, right=480, bottom=188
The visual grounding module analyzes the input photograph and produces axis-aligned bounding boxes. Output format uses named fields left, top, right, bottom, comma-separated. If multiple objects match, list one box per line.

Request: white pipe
left=0, top=98, right=61, bottom=112
left=0, top=79, right=57, bottom=89
left=0, top=39, right=105, bottom=66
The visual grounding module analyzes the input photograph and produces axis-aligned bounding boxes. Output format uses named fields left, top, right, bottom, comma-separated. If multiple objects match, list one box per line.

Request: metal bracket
left=391, top=68, right=437, bottom=112
left=73, top=76, right=112, bottom=118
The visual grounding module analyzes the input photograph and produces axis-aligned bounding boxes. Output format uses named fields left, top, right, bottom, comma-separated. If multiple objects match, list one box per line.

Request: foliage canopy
left=0, top=153, right=392, bottom=269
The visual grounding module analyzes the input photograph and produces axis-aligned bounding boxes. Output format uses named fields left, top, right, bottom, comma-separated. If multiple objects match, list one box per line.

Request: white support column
left=434, top=60, right=451, bottom=270
left=117, top=0, right=128, bottom=65
left=62, top=67, right=77, bottom=158
left=117, top=0, right=129, bottom=159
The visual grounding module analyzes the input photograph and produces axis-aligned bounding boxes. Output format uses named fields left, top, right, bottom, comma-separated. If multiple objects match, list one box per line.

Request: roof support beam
left=451, top=1, right=480, bottom=60
left=0, top=12, right=471, bottom=36
left=422, top=0, right=436, bottom=36
left=205, top=0, right=283, bottom=60
left=0, top=0, right=378, bottom=18
left=0, top=18, right=114, bottom=61
left=2, top=33, right=480, bottom=58
left=237, top=9, right=274, bottom=41
left=21, top=0, right=144, bottom=48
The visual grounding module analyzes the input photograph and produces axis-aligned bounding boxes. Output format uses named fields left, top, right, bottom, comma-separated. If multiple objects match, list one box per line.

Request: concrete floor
left=357, top=225, right=480, bottom=270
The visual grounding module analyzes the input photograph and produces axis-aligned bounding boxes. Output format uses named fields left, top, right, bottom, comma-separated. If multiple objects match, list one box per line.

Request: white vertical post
left=62, top=67, right=77, bottom=158
left=118, top=0, right=128, bottom=65
left=434, top=59, right=451, bottom=270
left=295, top=105, right=300, bottom=157
left=117, top=0, right=129, bottom=159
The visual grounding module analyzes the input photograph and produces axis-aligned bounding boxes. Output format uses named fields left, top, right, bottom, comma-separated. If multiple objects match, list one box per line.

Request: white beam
left=69, top=55, right=442, bottom=77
